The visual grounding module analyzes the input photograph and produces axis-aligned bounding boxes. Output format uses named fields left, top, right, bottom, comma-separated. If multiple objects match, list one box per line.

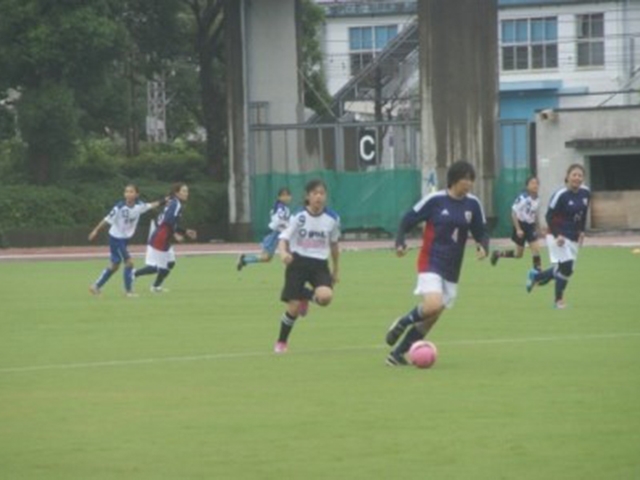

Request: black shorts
left=511, top=221, right=538, bottom=247
left=281, top=254, right=333, bottom=302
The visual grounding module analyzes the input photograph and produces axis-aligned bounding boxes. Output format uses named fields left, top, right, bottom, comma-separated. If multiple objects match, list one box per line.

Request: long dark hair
left=170, top=182, right=187, bottom=197
left=447, top=160, right=476, bottom=187
left=564, top=164, right=585, bottom=183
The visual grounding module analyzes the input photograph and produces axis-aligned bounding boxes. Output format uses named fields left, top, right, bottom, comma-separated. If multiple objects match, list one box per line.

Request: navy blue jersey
left=546, top=186, right=590, bottom=242
left=149, top=197, right=183, bottom=251
left=396, top=191, right=489, bottom=283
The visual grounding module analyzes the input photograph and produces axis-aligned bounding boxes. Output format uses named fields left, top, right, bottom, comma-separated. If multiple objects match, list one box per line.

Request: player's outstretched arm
left=88, top=219, right=109, bottom=242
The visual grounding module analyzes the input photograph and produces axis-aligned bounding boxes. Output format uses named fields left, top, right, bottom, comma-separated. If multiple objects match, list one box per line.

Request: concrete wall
left=535, top=106, right=640, bottom=228
left=245, top=0, right=301, bottom=125
left=226, top=0, right=301, bottom=239
left=419, top=0, right=498, bottom=215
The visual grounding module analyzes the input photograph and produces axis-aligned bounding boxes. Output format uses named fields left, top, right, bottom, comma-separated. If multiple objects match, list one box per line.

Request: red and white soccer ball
left=408, top=340, right=438, bottom=369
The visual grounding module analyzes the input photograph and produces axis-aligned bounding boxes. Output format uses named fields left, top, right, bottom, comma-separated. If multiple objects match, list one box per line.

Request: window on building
left=349, top=25, right=398, bottom=75
left=501, top=17, right=558, bottom=71
left=590, top=154, right=640, bottom=191
left=576, top=13, right=604, bottom=67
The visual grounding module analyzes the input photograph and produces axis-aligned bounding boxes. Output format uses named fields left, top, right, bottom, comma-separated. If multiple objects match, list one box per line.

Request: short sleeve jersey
left=512, top=192, right=539, bottom=225
left=268, top=201, right=291, bottom=232
left=546, top=186, right=590, bottom=242
left=149, top=198, right=183, bottom=251
left=279, top=208, right=340, bottom=261
left=105, top=201, right=152, bottom=239
left=411, top=191, right=487, bottom=283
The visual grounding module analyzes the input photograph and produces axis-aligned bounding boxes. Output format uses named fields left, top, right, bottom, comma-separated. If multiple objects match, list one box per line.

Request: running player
left=88, top=184, right=163, bottom=296
left=134, top=182, right=197, bottom=292
left=237, top=187, right=292, bottom=271
left=274, top=179, right=340, bottom=353
left=526, top=164, right=590, bottom=309
left=384, top=160, right=489, bottom=366
left=491, top=176, right=542, bottom=271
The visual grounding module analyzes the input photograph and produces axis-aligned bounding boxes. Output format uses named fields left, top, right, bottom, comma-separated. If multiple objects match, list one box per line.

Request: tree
left=183, top=0, right=226, bottom=180
left=0, top=0, right=124, bottom=183
left=18, top=84, right=79, bottom=184
left=299, top=0, right=332, bottom=116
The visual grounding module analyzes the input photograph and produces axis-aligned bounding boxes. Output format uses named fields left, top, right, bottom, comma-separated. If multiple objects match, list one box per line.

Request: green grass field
left=1, top=247, right=639, bottom=479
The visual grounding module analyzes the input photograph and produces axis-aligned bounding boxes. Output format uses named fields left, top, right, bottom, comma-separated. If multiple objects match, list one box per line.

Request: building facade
left=316, top=0, right=640, bottom=231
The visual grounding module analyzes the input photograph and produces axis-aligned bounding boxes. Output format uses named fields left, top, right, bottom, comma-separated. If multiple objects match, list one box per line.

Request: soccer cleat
left=385, top=317, right=408, bottom=346
left=236, top=254, right=245, bottom=272
left=385, top=351, right=409, bottom=366
left=525, top=269, right=537, bottom=293
left=274, top=341, right=288, bottom=354
left=298, top=299, right=309, bottom=317
left=89, top=285, right=101, bottom=295
left=150, top=286, right=169, bottom=293
left=554, top=299, right=567, bottom=309
left=490, top=250, right=500, bottom=266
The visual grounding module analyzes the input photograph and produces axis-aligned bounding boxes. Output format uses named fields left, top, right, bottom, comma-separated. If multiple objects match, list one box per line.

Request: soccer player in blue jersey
left=491, top=176, right=542, bottom=271
left=134, top=182, right=197, bottom=292
left=273, top=179, right=340, bottom=353
left=88, top=184, right=163, bottom=296
left=526, top=164, right=590, bottom=309
left=237, top=187, right=292, bottom=271
left=384, top=160, right=490, bottom=366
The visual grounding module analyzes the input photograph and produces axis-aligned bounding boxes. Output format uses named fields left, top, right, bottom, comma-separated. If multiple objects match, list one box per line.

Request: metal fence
left=248, top=120, right=421, bottom=175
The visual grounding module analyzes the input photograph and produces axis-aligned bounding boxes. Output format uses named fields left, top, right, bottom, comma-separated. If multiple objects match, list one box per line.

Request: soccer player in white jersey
left=237, top=187, right=292, bottom=271
left=274, top=179, right=340, bottom=353
left=491, top=176, right=542, bottom=271
left=88, top=184, right=163, bottom=296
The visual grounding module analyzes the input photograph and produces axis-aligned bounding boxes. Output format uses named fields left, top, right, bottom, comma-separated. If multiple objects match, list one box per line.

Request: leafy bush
left=120, top=142, right=208, bottom=183
left=0, top=181, right=227, bottom=233
left=0, top=139, right=29, bottom=184
left=63, top=139, right=124, bottom=183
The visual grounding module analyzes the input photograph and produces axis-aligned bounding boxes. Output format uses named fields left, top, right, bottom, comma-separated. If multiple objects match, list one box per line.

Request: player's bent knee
left=167, top=261, right=175, bottom=270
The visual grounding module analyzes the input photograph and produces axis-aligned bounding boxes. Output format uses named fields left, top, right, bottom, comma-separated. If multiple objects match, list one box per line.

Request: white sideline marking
left=1, top=332, right=639, bottom=374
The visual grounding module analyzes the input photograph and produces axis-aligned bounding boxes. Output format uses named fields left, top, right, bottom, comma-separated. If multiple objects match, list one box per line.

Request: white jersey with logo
left=279, top=207, right=340, bottom=260
left=268, top=201, right=291, bottom=232
left=512, top=192, right=539, bottom=225
left=105, top=200, right=153, bottom=239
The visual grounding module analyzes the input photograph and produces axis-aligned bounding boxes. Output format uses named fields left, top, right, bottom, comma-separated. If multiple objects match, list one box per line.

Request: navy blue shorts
left=109, top=236, right=131, bottom=264
left=511, top=222, right=538, bottom=247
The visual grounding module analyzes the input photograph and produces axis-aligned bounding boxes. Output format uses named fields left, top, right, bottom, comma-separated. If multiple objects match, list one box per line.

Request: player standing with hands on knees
left=273, top=179, right=340, bottom=354
left=526, top=164, right=590, bottom=309
left=385, top=160, right=490, bottom=366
